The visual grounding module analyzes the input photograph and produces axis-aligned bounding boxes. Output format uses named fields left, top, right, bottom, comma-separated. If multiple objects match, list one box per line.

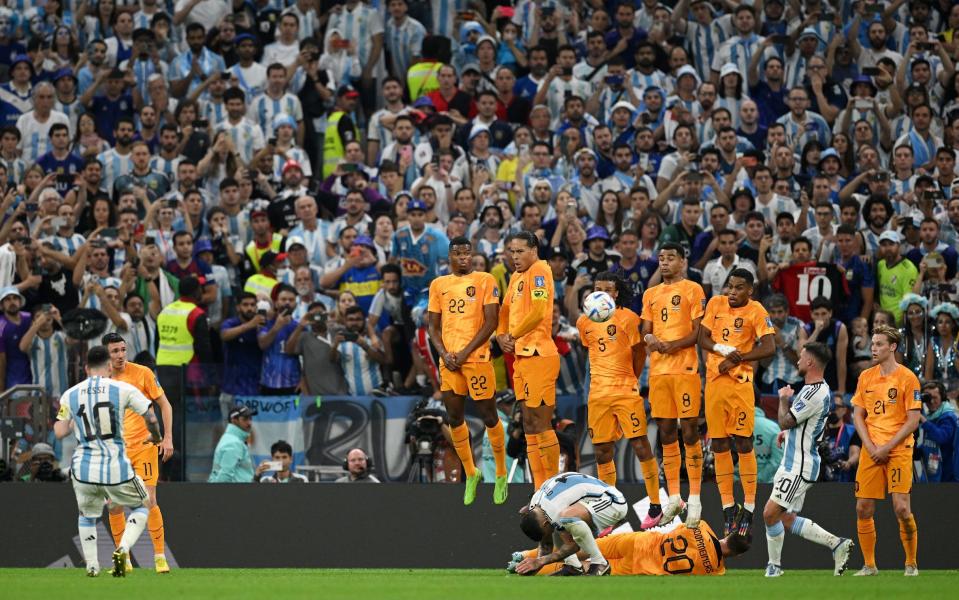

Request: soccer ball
left=583, top=291, right=616, bottom=323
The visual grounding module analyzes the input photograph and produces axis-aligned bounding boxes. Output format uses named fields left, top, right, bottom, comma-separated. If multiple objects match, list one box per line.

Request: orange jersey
left=114, top=362, right=164, bottom=447
left=576, top=308, right=641, bottom=395
left=427, top=271, right=499, bottom=363
left=604, top=521, right=726, bottom=576
left=852, top=364, right=921, bottom=448
left=641, top=279, right=706, bottom=375
left=503, top=260, right=557, bottom=357
left=702, top=296, right=775, bottom=382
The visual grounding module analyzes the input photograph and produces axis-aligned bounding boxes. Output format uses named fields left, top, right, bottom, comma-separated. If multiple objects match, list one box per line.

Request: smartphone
left=100, top=227, right=119, bottom=239
left=923, top=189, right=945, bottom=203
left=918, top=42, right=935, bottom=51
left=268, top=137, right=277, bottom=147
left=26, top=202, right=38, bottom=214
left=566, top=201, right=577, bottom=216
left=872, top=172, right=890, bottom=183
left=333, top=39, right=351, bottom=49
left=50, top=217, right=66, bottom=230
left=264, top=460, right=283, bottom=471
left=257, top=308, right=268, bottom=317
left=40, top=303, right=51, bottom=313
left=193, top=119, right=209, bottom=129
left=685, top=170, right=703, bottom=182
left=342, top=163, right=359, bottom=173
left=604, top=74, right=624, bottom=87
left=742, top=156, right=758, bottom=168
left=145, top=236, right=157, bottom=245
left=861, top=66, right=881, bottom=76
left=220, top=72, right=231, bottom=81
left=400, top=145, right=413, bottom=161
left=342, top=330, right=360, bottom=342
left=561, top=66, right=573, bottom=77
left=818, top=12, right=833, bottom=21
left=855, top=99, right=872, bottom=110
left=771, top=34, right=790, bottom=44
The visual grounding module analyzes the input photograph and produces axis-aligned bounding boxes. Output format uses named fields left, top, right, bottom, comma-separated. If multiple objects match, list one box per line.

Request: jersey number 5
left=659, top=535, right=695, bottom=574
left=76, top=402, right=117, bottom=442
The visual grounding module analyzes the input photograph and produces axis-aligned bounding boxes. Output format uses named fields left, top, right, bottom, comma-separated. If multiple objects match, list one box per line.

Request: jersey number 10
left=794, top=272, right=832, bottom=306
left=76, top=402, right=118, bottom=442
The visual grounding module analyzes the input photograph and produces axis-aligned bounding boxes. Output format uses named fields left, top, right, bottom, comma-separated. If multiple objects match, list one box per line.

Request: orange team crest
left=606, top=324, right=617, bottom=337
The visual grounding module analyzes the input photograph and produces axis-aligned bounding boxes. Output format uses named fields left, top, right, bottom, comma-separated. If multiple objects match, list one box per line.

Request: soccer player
left=763, top=342, right=854, bottom=577
left=101, top=332, right=174, bottom=574
left=510, top=513, right=752, bottom=576
left=54, top=345, right=162, bottom=577
left=699, top=268, right=776, bottom=536
left=851, top=325, right=921, bottom=576
left=577, top=272, right=662, bottom=528
left=640, top=242, right=707, bottom=526
left=496, top=232, right=560, bottom=489
left=427, top=236, right=508, bottom=506
left=516, top=472, right=629, bottom=576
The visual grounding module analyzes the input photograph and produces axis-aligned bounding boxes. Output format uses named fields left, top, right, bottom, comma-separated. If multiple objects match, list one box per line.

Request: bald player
left=101, top=333, right=174, bottom=574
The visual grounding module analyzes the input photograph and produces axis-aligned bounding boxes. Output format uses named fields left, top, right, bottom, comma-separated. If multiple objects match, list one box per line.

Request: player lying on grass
left=509, top=512, right=752, bottom=576
left=517, top=472, right=628, bottom=576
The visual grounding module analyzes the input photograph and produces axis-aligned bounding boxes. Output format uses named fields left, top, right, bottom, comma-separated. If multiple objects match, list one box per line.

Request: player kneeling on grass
left=763, top=342, right=854, bottom=577
left=54, top=345, right=162, bottom=578
left=516, top=472, right=628, bottom=576
left=510, top=512, right=752, bottom=576
left=576, top=272, right=662, bottom=528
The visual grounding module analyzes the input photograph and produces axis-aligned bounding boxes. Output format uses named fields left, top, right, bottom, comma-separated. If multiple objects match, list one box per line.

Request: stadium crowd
left=0, top=0, right=957, bottom=484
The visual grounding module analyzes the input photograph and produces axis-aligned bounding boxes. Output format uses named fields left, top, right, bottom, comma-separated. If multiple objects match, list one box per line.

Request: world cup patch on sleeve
left=532, top=289, right=547, bottom=299
left=534, top=276, right=545, bottom=287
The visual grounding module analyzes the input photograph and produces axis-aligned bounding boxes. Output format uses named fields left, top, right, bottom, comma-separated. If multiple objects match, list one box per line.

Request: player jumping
left=699, top=268, right=775, bottom=536
left=516, top=472, right=629, bottom=576
left=101, top=332, right=175, bottom=573
left=577, top=272, right=662, bottom=528
left=55, top=345, right=162, bottom=577
left=427, top=236, right=508, bottom=505
left=640, top=242, right=707, bottom=526
left=851, top=325, right=921, bottom=576
left=510, top=512, right=752, bottom=576
left=496, top=232, right=561, bottom=489
left=763, top=342, right=854, bottom=577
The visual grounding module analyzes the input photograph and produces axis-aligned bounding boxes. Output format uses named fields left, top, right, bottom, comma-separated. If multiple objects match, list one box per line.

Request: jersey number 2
left=76, top=402, right=117, bottom=442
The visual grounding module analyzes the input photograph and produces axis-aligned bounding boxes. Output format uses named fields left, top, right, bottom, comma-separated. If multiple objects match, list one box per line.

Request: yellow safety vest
left=407, top=61, right=441, bottom=100
left=323, top=111, right=358, bottom=179
left=156, top=299, right=197, bottom=366
left=245, top=234, right=284, bottom=273
left=244, top=273, right=278, bottom=299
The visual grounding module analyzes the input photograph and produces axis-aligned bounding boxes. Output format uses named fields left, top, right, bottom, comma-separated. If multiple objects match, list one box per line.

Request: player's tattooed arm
left=144, top=408, right=163, bottom=444
left=777, top=385, right=799, bottom=430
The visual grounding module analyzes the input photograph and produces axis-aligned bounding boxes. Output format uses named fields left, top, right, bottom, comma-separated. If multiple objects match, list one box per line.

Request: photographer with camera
left=330, top=305, right=387, bottom=396
left=257, top=283, right=302, bottom=396
left=219, top=292, right=266, bottom=419
left=818, top=396, right=861, bottom=483
left=918, top=380, right=958, bottom=482
left=15, top=442, right=66, bottom=483
left=292, top=301, right=348, bottom=396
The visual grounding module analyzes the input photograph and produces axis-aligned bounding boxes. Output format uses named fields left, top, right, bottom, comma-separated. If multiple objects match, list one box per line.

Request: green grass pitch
left=4, top=568, right=959, bottom=599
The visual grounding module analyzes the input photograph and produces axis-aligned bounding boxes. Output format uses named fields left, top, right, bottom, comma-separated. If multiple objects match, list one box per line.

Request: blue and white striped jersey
left=201, top=99, right=228, bottom=127
left=385, top=15, right=426, bottom=79
left=683, top=17, right=733, bottom=81
left=776, top=111, right=831, bottom=150
left=30, top=330, right=70, bottom=399
left=326, top=3, right=386, bottom=79
left=96, top=148, right=135, bottom=192
left=81, top=273, right=124, bottom=311
left=272, top=147, right=313, bottom=179
left=780, top=380, right=832, bottom=481
left=248, top=93, right=303, bottom=139
left=338, top=339, right=383, bottom=396
left=216, top=118, right=266, bottom=165
left=150, top=154, right=182, bottom=182
left=16, top=110, right=72, bottom=166
left=529, top=472, right=626, bottom=524
left=288, top=221, right=333, bottom=267
left=46, top=232, right=87, bottom=256
left=57, top=375, right=152, bottom=484
left=433, top=0, right=471, bottom=39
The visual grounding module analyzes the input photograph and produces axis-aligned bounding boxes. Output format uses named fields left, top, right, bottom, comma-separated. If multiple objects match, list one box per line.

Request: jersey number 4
left=76, top=402, right=118, bottom=442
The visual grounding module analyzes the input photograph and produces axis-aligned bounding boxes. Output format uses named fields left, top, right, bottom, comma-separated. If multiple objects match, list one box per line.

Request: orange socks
left=858, top=517, right=877, bottom=568
left=899, top=514, right=918, bottom=567
left=537, top=430, right=560, bottom=479
left=148, top=505, right=165, bottom=556
left=525, top=434, right=545, bottom=488
left=640, top=458, right=660, bottom=504
left=686, top=443, right=704, bottom=495
left=450, top=423, right=477, bottom=478
left=713, top=450, right=735, bottom=508
left=486, top=424, right=507, bottom=478
left=597, top=461, right=617, bottom=486
left=661, top=441, right=681, bottom=497
left=108, top=511, right=126, bottom=547
left=738, top=450, right=758, bottom=510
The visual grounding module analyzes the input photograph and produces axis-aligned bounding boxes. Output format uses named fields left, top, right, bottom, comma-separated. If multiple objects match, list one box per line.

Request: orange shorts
left=588, top=393, right=647, bottom=444
left=705, top=376, right=755, bottom=438
left=440, top=361, right=496, bottom=400
left=513, top=354, right=560, bottom=407
left=649, top=373, right=702, bottom=420
left=127, top=443, right=159, bottom=486
left=855, top=445, right=913, bottom=499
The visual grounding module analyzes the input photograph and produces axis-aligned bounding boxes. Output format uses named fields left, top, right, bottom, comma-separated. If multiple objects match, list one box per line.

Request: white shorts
left=769, top=467, right=812, bottom=513
left=72, top=473, right=149, bottom=518
left=579, top=493, right=629, bottom=534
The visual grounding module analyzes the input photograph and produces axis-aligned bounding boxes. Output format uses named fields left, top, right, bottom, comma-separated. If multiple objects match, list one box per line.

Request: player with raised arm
left=54, top=345, right=163, bottom=578
left=496, top=232, right=560, bottom=489
left=851, top=325, right=922, bottom=576
left=576, top=272, right=662, bottom=528
left=101, top=332, right=175, bottom=574
left=515, top=472, right=629, bottom=576
left=427, top=236, right=508, bottom=506
left=640, top=242, right=707, bottom=526
left=699, top=268, right=776, bottom=537
left=763, top=342, right=854, bottom=577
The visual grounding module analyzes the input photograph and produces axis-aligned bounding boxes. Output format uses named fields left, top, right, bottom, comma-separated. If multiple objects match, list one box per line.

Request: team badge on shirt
left=671, top=294, right=681, bottom=306
left=534, top=276, right=545, bottom=287
left=888, top=388, right=898, bottom=402
left=734, top=317, right=744, bottom=330
left=518, top=281, right=525, bottom=291
left=607, top=324, right=617, bottom=337
left=466, top=286, right=475, bottom=297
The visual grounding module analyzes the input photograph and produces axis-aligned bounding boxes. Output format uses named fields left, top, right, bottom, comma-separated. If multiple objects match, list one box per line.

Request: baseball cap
left=475, top=35, right=497, bottom=49
left=878, top=230, right=901, bottom=244
left=259, top=250, right=287, bottom=267
left=10, top=54, right=32, bottom=72
left=0, top=286, right=24, bottom=302
left=228, top=405, right=258, bottom=420
left=337, top=84, right=360, bottom=98
left=818, top=148, right=841, bottom=165
left=249, top=200, right=270, bottom=219
left=282, top=160, right=303, bottom=175
left=412, top=96, right=435, bottom=109
left=468, top=123, right=490, bottom=142
left=272, top=113, right=297, bottom=130
left=234, top=33, right=257, bottom=45
left=544, top=245, right=572, bottom=262
left=585, top=225, right=610, bottom=243
left=31, top=443, right=55, bottom=458
left=460, top=63, right=481, bottom=76
left=611, top=100, right=635, bottom=114
left=286, top=236, right=306, bottom=250
left=53, top=67, right=76, bottom=83
left=352, top=235, right=376, bottom=250
left=407, top=199, right=428, bottom=213
left=193, top=239, right=213, bottom=256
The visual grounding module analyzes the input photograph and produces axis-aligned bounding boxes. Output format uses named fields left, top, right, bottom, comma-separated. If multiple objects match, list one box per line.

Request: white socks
left=791, top=516, right=841, bottom=549
left=563, top=518, right=606, bottom=566
left=78, top=516, right=99, bottom=570
left=119, top=507, right=150, bottom=552
left=766, top=520, right=785, bottom=565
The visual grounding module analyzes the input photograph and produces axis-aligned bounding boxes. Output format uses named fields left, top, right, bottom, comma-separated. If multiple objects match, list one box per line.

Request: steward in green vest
left=322, top=86, right=360, bottom=179
left=156, top=276, right=213, bottom=369
left=245, top=205, right=285, bottom=274
left=243, top=250, right=282, bottom=300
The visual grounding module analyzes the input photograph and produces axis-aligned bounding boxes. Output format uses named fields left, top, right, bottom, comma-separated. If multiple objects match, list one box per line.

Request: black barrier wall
left=3, top=483, right=957, bottom=570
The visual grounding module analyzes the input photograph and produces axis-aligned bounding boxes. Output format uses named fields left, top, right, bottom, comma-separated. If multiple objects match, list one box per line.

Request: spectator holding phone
left=319, top=235, right=382, bottom=314
left=255, top=440, right=308, bottom=483
left=330, top=305, right=387, bottom=396
left=219, top=292, right=265, bottom=419
left=257, top=283, right=301, bottom=395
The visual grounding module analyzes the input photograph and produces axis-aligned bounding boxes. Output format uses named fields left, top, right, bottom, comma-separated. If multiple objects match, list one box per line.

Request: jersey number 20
left=660, top=535, right=695, bottom=574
